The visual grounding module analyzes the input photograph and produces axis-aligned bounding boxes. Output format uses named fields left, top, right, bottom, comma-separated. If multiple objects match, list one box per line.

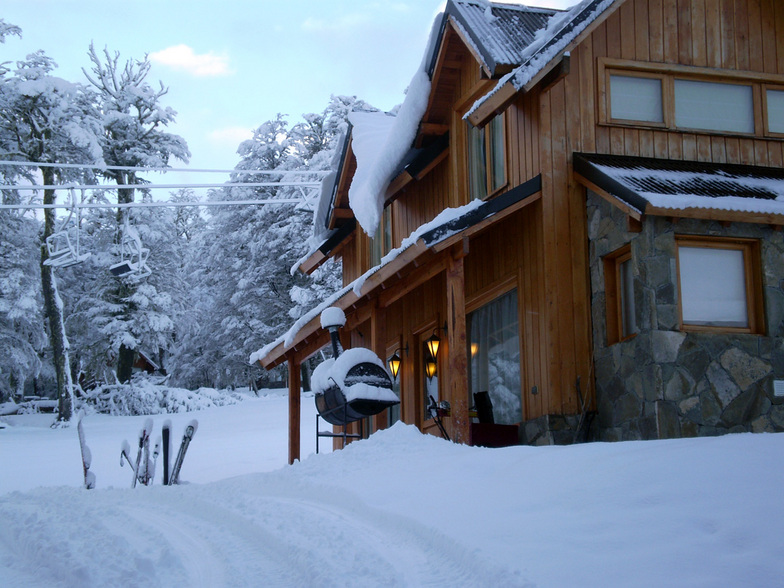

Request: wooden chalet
left=257, top=0, right=784, bottom=463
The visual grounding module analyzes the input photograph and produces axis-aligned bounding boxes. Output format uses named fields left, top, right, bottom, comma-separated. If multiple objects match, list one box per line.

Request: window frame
left=603, top=243, right=637, bottom=345
left=599, top=58, right=784, bottom=137
left=763, top=84, right=784, bottom=138
left=369, top=205, right=393, bottom=267
left=466, top=112, right=508, bottom=201
left=674, top=235, right=765, bottom=335
left=606, top=71, right=667, bottom=128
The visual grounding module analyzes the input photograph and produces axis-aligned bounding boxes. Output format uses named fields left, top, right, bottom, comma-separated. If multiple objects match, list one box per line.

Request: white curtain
left=469, top=289, right=522, bottom=425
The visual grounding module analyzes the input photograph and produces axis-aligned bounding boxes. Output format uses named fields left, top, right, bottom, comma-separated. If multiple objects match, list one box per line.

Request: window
left=370, top=205, right=392, bottom=267
left=674, top=79, right=754, bottom=134
left=467, top=289, right=521, bottom=425
left=604, top=244, right=636, bottom=345
left=423, top=340, right=438, bottom=421
left=765, top=88, right=784, bottom=135
left=675, top=236, right=763, bottom=333
left=609, top=74, right=664, bottom=124
left=467, top=113, right=506, bottom=200
left=601, top=59, right=784, bottom=136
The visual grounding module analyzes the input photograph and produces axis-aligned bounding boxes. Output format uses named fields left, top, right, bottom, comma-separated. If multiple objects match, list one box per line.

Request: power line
left=0, top=159, right=330, bottom=176
left=0, top=198, right=307, bottom=210
left=1, top=181, right=321, bottom=191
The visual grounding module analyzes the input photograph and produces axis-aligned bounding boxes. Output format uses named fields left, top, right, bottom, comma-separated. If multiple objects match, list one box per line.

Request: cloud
left=301, top=12, right=371, bottom=33
left=208, top=126, right=253, bottom=147
left=149, top=45, right=232, bottom=77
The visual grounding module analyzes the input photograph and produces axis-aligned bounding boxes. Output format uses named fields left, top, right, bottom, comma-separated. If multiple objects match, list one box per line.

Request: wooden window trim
left=763, top=85, right=784, bottom=138
left=674, top=235, right=765, bottom=335
left=598, top=57, right=784, bottom=139
left=466, top=274, right=517, bottom=314
left=600, top=71, right=668, bottom=128
left=603, top=243, right=635, bottom=345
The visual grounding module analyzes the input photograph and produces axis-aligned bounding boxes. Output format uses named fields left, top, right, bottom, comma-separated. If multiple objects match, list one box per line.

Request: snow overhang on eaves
left=465, top=0, right=623, bottom=128
left=255, top=174, right=542, bottom=369
left=573, top=153, right=784, bottom=226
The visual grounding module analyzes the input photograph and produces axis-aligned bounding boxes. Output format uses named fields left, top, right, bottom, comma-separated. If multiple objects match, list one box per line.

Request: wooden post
left=288, top=355, right=301, bottom=465
left=446, top=242, right=470, bottom=444
left=370, top=302, right=387, bottom=432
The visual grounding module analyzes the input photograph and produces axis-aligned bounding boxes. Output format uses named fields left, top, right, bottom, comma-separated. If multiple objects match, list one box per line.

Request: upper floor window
left=601, top=59, right=784, bottom=137
left=467, top=113, right=506, bottom=200
left=370, top=205, right=392, bottom=267
left=609, top=74, right=664, bottom=124
left=765, top=87, right=784, bottom=135
left=673, top=79, right=754, bottom=134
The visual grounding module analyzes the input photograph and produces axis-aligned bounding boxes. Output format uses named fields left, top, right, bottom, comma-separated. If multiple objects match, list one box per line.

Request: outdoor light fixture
left=387, top=344, right=408, bottom=382
left=425, top=356, right=438, bottom=379
left=425, top=331, right=441, bottom=360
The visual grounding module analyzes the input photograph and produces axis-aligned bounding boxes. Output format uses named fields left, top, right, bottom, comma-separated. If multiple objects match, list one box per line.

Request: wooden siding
left=584, top=0, right=784, bottom=165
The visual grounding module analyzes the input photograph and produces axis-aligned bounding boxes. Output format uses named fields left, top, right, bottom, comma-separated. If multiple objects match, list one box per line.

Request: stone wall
left=587, top=190, right=784, bottom=441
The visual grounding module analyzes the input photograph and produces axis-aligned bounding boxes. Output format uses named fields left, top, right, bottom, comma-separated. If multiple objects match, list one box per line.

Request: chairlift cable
left=1, top=181, right=321, bottom=191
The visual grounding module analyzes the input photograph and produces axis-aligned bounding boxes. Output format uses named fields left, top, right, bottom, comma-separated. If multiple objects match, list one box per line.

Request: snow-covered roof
left=446, top=0, right=558, bottom=76
left=252, top=174, right=542, bottom=368
left=467, top=0, right=620, bottom=120
left=574, top=153, right=784, bottom=221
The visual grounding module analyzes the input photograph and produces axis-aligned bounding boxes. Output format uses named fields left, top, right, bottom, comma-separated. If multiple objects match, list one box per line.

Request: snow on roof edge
left=250, top=198, right=485, bottom=366
left=346, top=14, right=443, bottom=236
left=465, top=0, right=616, bottom=121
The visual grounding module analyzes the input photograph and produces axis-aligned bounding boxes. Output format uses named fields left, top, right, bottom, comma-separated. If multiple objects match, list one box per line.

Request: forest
left=0, top=18, right=370, bottom=420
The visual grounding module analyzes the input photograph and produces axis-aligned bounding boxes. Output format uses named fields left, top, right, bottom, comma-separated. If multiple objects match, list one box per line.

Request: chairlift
left=109, top=218, right=151, bottom=279
left=43, top=189, right=90, bottom=268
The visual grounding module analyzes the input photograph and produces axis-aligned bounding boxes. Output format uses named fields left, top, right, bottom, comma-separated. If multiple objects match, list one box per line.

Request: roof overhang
left=573, top=153, right=784, bottom=226
left=259, top=175, right=543, bottom=369
left=466, top=0, right=625, bottom=128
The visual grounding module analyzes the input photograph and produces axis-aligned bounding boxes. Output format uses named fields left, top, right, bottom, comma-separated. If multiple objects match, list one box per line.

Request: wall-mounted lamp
left=387, top=344, right=408, bottom=382
left=425, top=332, right=440, bottom=361
left=425, top=356, right=438, bottom=379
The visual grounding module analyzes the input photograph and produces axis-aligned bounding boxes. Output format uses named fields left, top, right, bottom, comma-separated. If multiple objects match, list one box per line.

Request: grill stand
left=315, top=400, right=364, bottom=453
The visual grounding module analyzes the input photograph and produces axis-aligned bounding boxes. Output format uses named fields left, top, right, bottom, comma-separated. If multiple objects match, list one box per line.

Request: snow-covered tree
left=0, top=48, right=104, bottom=420
left=83, top=45, right=189, bottom=383
left=0, top=190, right=44, bottom=401
left=169, top=97, right=369, bottom=389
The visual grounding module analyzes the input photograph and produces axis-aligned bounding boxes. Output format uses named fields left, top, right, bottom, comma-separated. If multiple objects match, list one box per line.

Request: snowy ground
left=1, top=391, right=783, bottom=587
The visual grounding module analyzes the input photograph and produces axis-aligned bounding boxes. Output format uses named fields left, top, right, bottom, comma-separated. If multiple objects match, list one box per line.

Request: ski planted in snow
left=169, top=419, right=198, bottom=485
left=131, top=418, right=153, bottom=488
left=162, top=419, right=172, bottom=485
left=120, top=439, right=137, bottom=477
left=77, top=417, right=96, bottom=489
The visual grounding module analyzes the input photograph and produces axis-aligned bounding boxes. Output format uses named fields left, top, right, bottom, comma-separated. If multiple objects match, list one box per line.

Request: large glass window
left=467, top=114, right=506, bottom=201
left=610, top=74, right=664, bottom=123
left=467, top=289, right=521, bottom=425
left=674, top=79, right=754, bottom=134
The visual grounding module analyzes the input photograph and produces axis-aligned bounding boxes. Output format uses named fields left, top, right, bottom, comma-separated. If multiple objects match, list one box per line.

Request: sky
left=2, top=0, right=574, bottom=185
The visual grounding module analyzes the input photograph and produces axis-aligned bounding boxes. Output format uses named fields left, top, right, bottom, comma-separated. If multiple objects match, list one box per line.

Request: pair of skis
left=120, top=418, right=197, bottom=487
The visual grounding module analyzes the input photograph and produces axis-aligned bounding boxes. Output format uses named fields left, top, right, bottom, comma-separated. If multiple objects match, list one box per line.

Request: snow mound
left=80, top=380, right=241, bottom=416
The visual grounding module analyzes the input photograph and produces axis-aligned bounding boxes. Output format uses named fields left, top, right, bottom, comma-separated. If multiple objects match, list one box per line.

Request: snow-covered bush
left=79, top=377, right=241, bottom=416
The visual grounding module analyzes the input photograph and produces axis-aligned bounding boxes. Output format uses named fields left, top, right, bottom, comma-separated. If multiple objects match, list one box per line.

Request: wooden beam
left=287, top=355, right=301, bottom=465
left=419, top=122, right=449, bottom=136
left=573, top=172, right=643, bottom=221
left=446, top=250, right=469, bottom=444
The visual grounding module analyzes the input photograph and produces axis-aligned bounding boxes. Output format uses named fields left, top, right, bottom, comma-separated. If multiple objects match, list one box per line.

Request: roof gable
left=445, top=0, right=557, bottom=77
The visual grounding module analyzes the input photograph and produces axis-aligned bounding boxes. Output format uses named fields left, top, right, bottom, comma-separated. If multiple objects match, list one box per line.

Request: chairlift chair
left=109, top=221, right=151, bottom=279
left=43, top=189, right=90, bottom=268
